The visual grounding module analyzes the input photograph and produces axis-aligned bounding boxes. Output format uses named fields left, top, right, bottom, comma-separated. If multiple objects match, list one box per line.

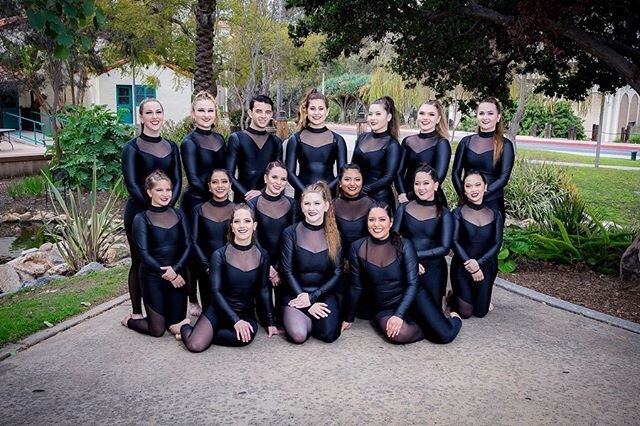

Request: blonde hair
left=296, top=88, right=329, bottom=132
left=191, top=91, right=221, bottom=129
left=477, top=97, right=504, bottom=167
left=144, top=169, right=172, bottom=190
left=301, top=181, right=341, bottom=265
left=422, top=100, right=449, bottom=140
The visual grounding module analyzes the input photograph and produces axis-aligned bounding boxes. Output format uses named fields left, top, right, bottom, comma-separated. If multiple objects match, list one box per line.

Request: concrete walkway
left=1, top=285, right=639, bottom=424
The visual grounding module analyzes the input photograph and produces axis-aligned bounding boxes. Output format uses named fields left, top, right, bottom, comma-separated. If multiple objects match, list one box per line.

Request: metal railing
left=2, top=112, right=47, bottom=146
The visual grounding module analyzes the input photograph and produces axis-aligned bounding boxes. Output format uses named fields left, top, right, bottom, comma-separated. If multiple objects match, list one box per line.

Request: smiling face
left=367, top=103, right=391, bottom=133
left=340, top=168, right=364, bottom=198
left=414, top=171, right=438, bottom=201
left=476, top=102, right=501, bottom=132
left=248, top=101, right=273, bottom=130
left=192, top=98, right=217, bottom=130
left=306, top=98, right=329, bottom=128
left=417, top=103, right=440, bottom=133
left=147, top=178, right=172, bottom=207
left=231, top=208, right=257, bottom=245
left=368, top=207, right=392, bottom=240
left=301, top=191, right=329, bottom=226
left=139, top=101, right=164, bottom=136
left=463, top=173, right=487, bottom=204
left=264, top=166, right=288, bottom=197
left=208, top=171, right=231, bottom=202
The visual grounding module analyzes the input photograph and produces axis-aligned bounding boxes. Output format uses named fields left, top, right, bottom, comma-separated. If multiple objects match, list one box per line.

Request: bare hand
left=472, top=269, right=484, bottom=282
left=269, top=266, right=280, bottom=287
left=341, top=321, right=352, bottom=332
left=171, top=274, right=186, bottom=288
left=288, top=292, right=311, bottom=309
left=464, top=259, right=480, bottom=274
left=307, top=302, right=331, bottom=319
left=267, top=326, right=283, bottom=337
left=386, top=315, right=404, bottom=339
left=234, top=320, right=254, bottom=343
left=244, top=190, right=262, bottom=201
left=418, top=264, right=425, bottom=275
left=398, top=193, right=409, bottom=204
left=160, top=266, right=177, bottom=281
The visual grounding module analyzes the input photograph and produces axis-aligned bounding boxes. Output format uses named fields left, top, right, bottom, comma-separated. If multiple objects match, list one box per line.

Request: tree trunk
left=194, top=0, right=217, bottom=94
left=507, top=76, right=528, bottom=150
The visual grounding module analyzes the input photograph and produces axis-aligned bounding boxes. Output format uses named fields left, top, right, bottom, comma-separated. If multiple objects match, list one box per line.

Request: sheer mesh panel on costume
left=136, top=137, right=172, bottom=157
left=460, top=205, right=495, bottom=227
left=201, top=202, right=235, bottom=222
left=193, top=132, right=224, bottom=152
left=300, top=129, right=334, bottom=148
left=405, top=201, right=439, bottom=221
left=225, top=245, right=261, bottom=272
left=334, top=197, right=372, bottom=221
left=359, top=134, right=389, bottom=153
left=146, top=209, right=179, bottom=229
left=405, top=135, right=437, bottom=153
left=468, top=135, right=494, bottom=155
left=295, top=224, right=328, bottom=253
left=256, top=196, right=291, bottom=219
left=245, top=130, right=269, bottom=149
left=357, top=239, right=397, bottom=268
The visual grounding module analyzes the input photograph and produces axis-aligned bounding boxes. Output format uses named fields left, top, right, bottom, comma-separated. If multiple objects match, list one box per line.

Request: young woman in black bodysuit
left=450, top=170, right=503, bottom=318
left=121, top=99, right=182, bottom=319
left=281, top=181, right=342, bottom=344
left=286, top=89, right=347, bottom=199
left=396, top=100, right=451, bottom=205
left=189, top=169, right=236, bottom=316
left=175, top=204, right=279, bottom=352
left=247, top=161, right=297, bottom=327
left=343, top=203, right=461, bottom=344
left=452, top=97, right=515, bottom=218
left=227, top=95, right=283, bottom=202
left=351, top=96, right=401, bottom=209
left=120, top=171, right=190, bottom=337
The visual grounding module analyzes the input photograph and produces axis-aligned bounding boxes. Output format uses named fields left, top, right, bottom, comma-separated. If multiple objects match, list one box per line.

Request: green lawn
left=0, top=267, right=128, bottom=347
left=517, top=148, right=640, bottom=168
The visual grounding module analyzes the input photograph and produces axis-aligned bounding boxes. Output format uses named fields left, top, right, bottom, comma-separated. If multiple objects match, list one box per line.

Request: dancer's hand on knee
left=234, top=320, right=254, bottom=343
left=308, top=302, right=330, bottom=319
left=386, top=316, right=403, bottom=339
left=289, top=292, right=311, bottom=309
left=341, top=321, right=352, bottom=332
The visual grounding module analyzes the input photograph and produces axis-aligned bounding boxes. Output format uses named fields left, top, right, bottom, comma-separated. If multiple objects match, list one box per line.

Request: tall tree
left=194, top=0, right=217, bottom=94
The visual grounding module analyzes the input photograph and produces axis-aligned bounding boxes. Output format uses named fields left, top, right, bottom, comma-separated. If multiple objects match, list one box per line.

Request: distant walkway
left=527, top=159, right=640, bottom=170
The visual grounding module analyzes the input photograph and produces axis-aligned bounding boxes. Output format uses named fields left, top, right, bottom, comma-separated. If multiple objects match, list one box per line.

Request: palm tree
left=194, top=0, right=216, bottom=95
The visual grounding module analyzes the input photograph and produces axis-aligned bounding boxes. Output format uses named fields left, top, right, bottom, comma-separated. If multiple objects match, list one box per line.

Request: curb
left=0, top=293, right=130, bottom=362
left=495, top=277, right=640, bottom=334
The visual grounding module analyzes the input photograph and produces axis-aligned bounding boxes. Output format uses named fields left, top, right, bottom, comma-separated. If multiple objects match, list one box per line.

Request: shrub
left=7, top=175, right=47, bottom=198
left=52, top=105, right=134, bottom=190
left=628, top=134, right=640, bottom=144
left=163, top=116, right=194, bottom=144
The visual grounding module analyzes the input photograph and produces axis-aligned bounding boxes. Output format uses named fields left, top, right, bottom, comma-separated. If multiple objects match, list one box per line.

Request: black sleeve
left=451, top=209, right=471, bottom=262
left=169, top=142, right=182, bottom=206
left=394, top=138, right=409, bottom=195
left=172, top=209, right=191, bottom=274
left=478, top=211, right=504, bottom=267
left=226, top=133, right=247, bottom=196
left=346, top=241, right=363, bottom=322
left=435, top=138, right=452, bottom=184
left=330, top=133, right=348, bottom=191
left=309, top=247, right=343, bottom=304
left=132, top=214, right=163, bottom=274
left=363, top=139, right=401, bottom=195
left=190, top=205, right=209, bottom=268
left=394, top=239, right=419, bottom=319
left=258, top=249, right=275, bottom=327
left=210, top=249, right=240, bottom=324
left=451, top=136, right=469, bottom=196
left=285, top=133, right=305, bottom=194
left=121, top=142, right=147, bottom=205
left=485, top=139, right=515, bottom=199
left=180, top=135, right=208, bottom=195
left=276, top=135, right=284, bottom=161
left=281, top=226, right=304, bottom=296
left=391, top=202, right=406, bottom=234
left=416, top=209, right=452, bottom=260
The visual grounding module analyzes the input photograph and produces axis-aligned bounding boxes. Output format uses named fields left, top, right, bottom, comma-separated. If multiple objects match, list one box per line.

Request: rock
left=74, top=262, right=105, bottom=276
left=31, top=212, right=44, bottom=222
left=10, top=251, right=53, bottom=279
left=1, top=213, right=20, bottom=223
left=45, top=263, right=70, bottom=276
left=22, top=274, right=65, bottom=289
left=18, top=212, right=32, bottom=222
left=104, top=243, right=130, bottom=266
left=20, top=248, right=38, bottom=256
left=620, top=234, right=640, bottom=281
left=39, top=242, right=54, bottom=251
left=47, top=246, right=65, bottom=265
left=0, top=264, right=21, bottom=293
left=109, top=257, right=132, bottom=268
left=505, top=217, right=537, bottom=229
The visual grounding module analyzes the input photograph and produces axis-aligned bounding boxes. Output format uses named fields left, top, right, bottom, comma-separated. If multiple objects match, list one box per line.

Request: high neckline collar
left=139, top=133, right=162, bottom=143
left=246, top=126, right=267, bottom=136
left=478, top=130, right=495, bottom=138
left=339, top=192, right=365, bottom=201
left=302, top=220, right=324, bottom=231
left=466, top=201, right=485, bottom=210
left=304, top=126, right=329, bottom=134
left=194, top=127, right=212, bottom=135
left=418, top=130, right=438, bottom=139
left=149, top=205, right=169, bottom=212
left=416, top=198, right=436, bottom=206
left=209, top=199, right=231, bottom=207
left=261, top=191, right=283, bottom=202
left=231, top=240, right=253, bottom=251
left=372, top=130, right=390, bottom=139
left=370, top=235, right=390, bottom=245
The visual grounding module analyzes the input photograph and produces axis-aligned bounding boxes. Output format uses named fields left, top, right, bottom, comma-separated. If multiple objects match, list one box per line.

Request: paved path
left=1, top=286, right=639, bottom=424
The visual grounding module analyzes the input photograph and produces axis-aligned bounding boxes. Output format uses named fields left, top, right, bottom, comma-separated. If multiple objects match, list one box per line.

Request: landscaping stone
left=620, top=234, right=640, bottom=281
left=45, top=263, right=70, bottom=276
left=104, top=243, right=130, bottom=266
left=39, top=242, right=54, bottom=251
left=18, top=212, right=32, bottom=222
left=9, top=251, right=52, bottom=279
left=0, top=213, right=20, bottom=223
left=74, top=262, right=105, bottom=276
left=0, top=264, right=21, bottom=293
left=109, top=257, right=132, bottom=268
left=22, top=274, right=65, bottom=289
left=20, top=248, right=38, bottom=256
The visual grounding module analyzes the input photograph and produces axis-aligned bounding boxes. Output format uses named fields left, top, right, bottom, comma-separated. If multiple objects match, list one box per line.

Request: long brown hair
left=191, top=91, right=221, bottom=129
left=138, top=98, right=163, bottom=133
left=421, top=100, right=449, bottom=140
left=370, top=96, right=399, bottom=140
left=226, top=203, right=257, bottom=244
left=477, top=97, right=504, bottom=166
left=296, top=88, right=329, bottom=132
left=301, top=181, right=341, bottom=265
left=413, top=163, right=445, bottom=216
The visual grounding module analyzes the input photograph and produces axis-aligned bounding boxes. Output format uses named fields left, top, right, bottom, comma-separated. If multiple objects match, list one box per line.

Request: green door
left=116, top=85, right=133, bottom=124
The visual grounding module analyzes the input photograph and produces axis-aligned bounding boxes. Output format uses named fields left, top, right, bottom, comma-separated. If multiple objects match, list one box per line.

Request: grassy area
left=0, top=267, right=127, bottom=347
left=517, top=148, right=640, bottom=168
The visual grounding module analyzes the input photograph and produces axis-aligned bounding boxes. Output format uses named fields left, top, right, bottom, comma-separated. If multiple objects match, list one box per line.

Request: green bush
left=52, top=105, right=134, bottom=190
left=628, top=134, right=640, bottom=144
left=503, top=97, right=586, bottom=139
left=498, top=227, right=535, bottom=273
left=162, top=116, right=193, bottom=144
left=7, top=175, right=47, bottom=198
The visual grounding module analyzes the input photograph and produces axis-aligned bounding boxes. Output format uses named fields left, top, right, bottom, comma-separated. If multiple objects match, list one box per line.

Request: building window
left=134, top=85, right=157, bottom=106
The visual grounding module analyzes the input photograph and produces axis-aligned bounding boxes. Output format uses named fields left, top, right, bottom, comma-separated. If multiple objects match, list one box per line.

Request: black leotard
left=286, top=127, right=347, bottom=198
left=281, top=221, right=342, bottom=343
left=226, top=127, right=283, bottom=201
left=452, top=131, right=515, bottom=216
left=180, top=242, right=273, bottom=352
left=333, top=193, right=375, bottom=257
left=393, top=199, right=453, bottom=303
left=395, top=131, right=451, bottom=200
left=351, top=131, right=401, bottom=209
left=121, top=133, right=182, bottom=315
left=450, top=202, right=503, bottom=318
left=127, top=205, right=190, bottom=337
left=180, top=127, right=226, bottom=216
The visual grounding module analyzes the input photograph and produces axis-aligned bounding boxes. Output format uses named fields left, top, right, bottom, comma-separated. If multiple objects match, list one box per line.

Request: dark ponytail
left=413, top=163, right=445, bottom=216
left=371, top=96, right=399, bottom=141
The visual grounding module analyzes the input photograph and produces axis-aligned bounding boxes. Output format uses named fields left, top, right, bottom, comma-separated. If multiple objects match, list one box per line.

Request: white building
left=579, top=86, right=639, bottom=142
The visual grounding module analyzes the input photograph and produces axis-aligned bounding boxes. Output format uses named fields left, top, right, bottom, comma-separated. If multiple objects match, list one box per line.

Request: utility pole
left=594, top=93, right=605, bottom=168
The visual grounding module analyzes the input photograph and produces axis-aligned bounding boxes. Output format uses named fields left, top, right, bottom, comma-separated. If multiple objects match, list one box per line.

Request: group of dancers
left=119, top=89, right=515, bottom=351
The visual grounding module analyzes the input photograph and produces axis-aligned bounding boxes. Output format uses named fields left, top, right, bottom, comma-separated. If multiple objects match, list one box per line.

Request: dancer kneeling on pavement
left=121, top=170, right=191, bottom=337
left=176, top=204, right=280, bottom=352
left=450, top=170, right=503, bottom=318
left=342, top=202, right=461, bottom=344
left=281, top=181, right=343, bottom=344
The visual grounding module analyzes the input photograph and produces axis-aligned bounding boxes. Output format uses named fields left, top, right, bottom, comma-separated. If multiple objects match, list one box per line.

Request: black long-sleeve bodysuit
left=122, top=134, right=182, bottom=315
left=393, top=199, right=453, bottom=303
left=281, top=221, right=342, bottom=343
left=127, top=206, right=190, bottom=337
left=348, top=236, right=461, bottom=344
left=286, top=127, right=347, bottom=198
left=180, top=242, right=274, bottom=352
left=452, top=131, right=514, bottom=216
left=226, top=127, right=283, bottom=202
left=351, top=131, right=401, bottom=209
left=395, top=131, right=451, bottom=201
left=451, top=202, right=503, bottom=318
